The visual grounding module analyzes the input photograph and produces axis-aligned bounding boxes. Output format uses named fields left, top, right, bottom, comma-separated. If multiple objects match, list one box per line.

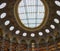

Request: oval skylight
left=18, top=0, right=45, bottom=28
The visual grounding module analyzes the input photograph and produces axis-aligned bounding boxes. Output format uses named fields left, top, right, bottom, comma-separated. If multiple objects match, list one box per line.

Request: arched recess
left=0, top=28, right=3, bottom=51
left=0, top=28, right=3, bottom=39
left=10, top=37, right=18, bottom=51
left=19, top=40, right=28, bottom=51
left=47, top=36, right=56, bottom=51
left=3, top=34, right=10, bottom=51
left=29, top=40, right=37, bottom=51
left=39, top=38, right=47, bottom=51
left=56, top=36, right=60, bottom=50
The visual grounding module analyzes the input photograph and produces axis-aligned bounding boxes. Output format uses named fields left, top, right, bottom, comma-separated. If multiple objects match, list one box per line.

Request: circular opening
left=23, top=32, right=27, bottom=37
left=0, top=3, right=7, bottom=9
left=31, top=33, right=35, bottom=37
left=45, top=29, right=50, bottom=33
left=54, top=18, right=59, bottom=24
left=0, top=13, right=6, bottom=19
left=55, top=1, right=60, bottom=6
left=50, top=24, right=55, bottom=29
left=15, top=30, right=20, bottom=34
left=14, top=0, right=48, bottom=31
left=4, top=20, right=10, bottom=26
left=39, top=32, right=43, bottom=36
left=9, top=26, right=14, bottom=31
left=56, top=10, right=60, bottom=16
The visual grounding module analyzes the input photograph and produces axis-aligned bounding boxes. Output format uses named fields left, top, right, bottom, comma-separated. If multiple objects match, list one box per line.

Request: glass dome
left=18, top=0, right=45, bottom=28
